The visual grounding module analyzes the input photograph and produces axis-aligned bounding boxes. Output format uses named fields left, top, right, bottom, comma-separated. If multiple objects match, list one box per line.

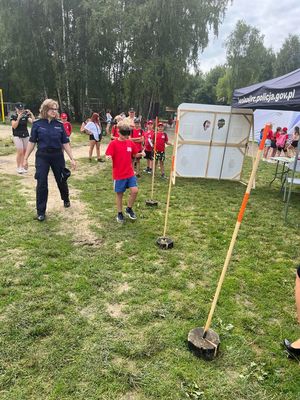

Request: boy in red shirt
left=130, top=118, right=144, bottom=177
left=143, top=120, right=155, bottom=174
left=106, top=122, right=145, bottom=223
left=61, top=113, right=72, bottom=137
left=155, top=122, right=172, bottom=178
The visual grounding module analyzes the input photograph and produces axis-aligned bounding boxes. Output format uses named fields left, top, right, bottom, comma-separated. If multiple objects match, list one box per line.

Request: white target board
left=174, top=103, right=253, bottom=182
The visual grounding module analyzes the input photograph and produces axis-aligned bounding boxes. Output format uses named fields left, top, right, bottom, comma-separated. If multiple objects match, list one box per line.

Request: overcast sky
left=200, top=0, right=300, bottom=72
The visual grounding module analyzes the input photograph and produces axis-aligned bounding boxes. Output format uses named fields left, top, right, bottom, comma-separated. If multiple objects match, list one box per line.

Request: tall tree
left=0, top=0, right=231, bottom=118
left=275, top=34, right=300, bottom=76
left=219, top=20, right=275, bottom=103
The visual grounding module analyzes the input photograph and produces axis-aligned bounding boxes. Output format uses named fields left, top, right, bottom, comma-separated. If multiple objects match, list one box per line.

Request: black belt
left=38, top=148, right=62, bottom=154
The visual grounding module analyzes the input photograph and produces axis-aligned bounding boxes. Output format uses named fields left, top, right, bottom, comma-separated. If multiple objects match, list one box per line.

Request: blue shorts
left=114, top=176, right=137, bottom=193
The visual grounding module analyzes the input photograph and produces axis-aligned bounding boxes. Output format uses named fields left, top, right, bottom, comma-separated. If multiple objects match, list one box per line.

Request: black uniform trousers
left=35, top=149, right=69, bottom=215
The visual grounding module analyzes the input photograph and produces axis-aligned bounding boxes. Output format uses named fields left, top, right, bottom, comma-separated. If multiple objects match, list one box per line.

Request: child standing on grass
left=143, top=120, right=155, bottom=174
left=130, top=118, right=144, bottom=177
left=155, top=122, right=172, bottom=178
left=60, top=113, right=72, bottom=138
left=105, top=122, right=145, bottom=223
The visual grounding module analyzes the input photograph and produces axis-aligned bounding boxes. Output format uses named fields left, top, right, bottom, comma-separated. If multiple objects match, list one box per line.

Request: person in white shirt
left=83, top=113, right=104, bottom=162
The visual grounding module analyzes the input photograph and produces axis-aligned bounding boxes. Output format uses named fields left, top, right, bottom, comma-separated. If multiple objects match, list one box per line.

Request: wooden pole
left=0, top=89, right=5, bottom=123
left=203, top=123, right=271, bottom=337
left=150, top=116, right=158, bottom=199
left=162, top=120, right=179, bottom=237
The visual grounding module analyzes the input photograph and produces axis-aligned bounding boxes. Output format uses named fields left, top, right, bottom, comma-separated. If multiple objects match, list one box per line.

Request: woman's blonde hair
left=39, top=99, right=59, bottom=119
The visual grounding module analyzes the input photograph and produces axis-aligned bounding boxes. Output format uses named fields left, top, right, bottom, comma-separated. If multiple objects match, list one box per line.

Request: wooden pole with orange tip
left=188, top=123, right=271, bottom=360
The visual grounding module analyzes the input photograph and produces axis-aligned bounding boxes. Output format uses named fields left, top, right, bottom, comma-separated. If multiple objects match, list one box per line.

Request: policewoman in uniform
left=10, top=102, right=35, bottom=174
left=23, top=99, right=76, bottom=221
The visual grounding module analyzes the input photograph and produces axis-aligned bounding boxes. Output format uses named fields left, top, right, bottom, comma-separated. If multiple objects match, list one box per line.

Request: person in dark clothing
left=283, top=265, right=300, bottom=361
left=10, top=102, right=35, bottom=174
left=23, top=99, right=76, bottom=221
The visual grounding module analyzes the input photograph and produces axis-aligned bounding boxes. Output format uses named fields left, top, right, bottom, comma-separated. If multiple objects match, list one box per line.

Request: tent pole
left=284, top=142, right=299, bottom=222
left=251, top=120, right=256, bottom=189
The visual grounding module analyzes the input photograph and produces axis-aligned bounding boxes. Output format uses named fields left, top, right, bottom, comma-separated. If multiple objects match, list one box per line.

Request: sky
left=200, top=0, right=300, bottom=72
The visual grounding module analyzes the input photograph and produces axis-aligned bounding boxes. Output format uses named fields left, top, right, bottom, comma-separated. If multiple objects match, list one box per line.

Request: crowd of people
left=10, top=102, right=171, bottom=223
left=260, top=125, right=299, bottom=160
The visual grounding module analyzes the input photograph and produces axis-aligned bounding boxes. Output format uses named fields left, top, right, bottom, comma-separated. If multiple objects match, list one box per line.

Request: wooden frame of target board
left=172, top=103, right=253, bottom=184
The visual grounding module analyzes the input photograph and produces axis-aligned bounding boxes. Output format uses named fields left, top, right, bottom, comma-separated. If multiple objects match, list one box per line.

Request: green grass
left=0, top=152, right=300, bottom=399
left=0, top=136, right=14, bottom=156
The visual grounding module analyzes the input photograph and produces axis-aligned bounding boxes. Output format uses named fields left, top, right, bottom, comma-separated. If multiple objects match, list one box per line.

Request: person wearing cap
left=130, top=118, right=144, bottom=177
left=105, top=121, right=145, bottom=223
left=155, top=122, right=172, bottom=178
left=143, top=120, right=155, bottom=174
left=10, top=102, right=35, bottom=174
left=276, top=127, right=289, bottom=156
left=60, top=112, right=72, bottom=138
left=123, top=108, right=135, bottom=129
left=23, top=99, right=76, bottom=221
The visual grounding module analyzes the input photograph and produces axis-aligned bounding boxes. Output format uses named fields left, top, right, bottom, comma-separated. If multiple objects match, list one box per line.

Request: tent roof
left=232, top=68, right=300, bottom=111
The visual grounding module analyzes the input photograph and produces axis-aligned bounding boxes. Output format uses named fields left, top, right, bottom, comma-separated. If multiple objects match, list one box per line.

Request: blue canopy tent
left=232, top=68, right=300, bottom=112
left=232, top=68, right=300, bottom=222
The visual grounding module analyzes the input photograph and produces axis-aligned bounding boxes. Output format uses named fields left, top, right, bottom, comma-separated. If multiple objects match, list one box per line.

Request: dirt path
left=0, top=142, right=109, bottom=245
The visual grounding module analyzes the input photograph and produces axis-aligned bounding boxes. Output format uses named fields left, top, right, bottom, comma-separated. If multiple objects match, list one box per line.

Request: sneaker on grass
left=125, top=207, right=137, bottom=220
left=116, top=212, right=125, bottom=223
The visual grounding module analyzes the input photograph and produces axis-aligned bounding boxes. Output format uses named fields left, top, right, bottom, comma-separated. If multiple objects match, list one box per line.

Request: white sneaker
left=22, top=168, right=28, bottom=173
left=16, top=167, right=24, bottom=174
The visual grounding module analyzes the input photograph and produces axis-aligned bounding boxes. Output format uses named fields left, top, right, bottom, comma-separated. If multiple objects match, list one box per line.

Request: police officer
left=23, top=99, right=76, bottom=221
left=10, top=102, right=35, bottom=174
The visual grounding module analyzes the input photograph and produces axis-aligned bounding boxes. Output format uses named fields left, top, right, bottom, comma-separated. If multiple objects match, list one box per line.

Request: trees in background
left=274, top=34, right=300, bottom=76
left=0, top=0, right=229, bottom=119
left=215, top=20, right=275, bottom=104
left=0, top=4, right=299, bottom=119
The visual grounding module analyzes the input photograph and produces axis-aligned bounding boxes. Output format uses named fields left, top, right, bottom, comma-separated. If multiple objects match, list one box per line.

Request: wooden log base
left=156, top=236, right=174, bottom=249
left=188, top=327, right=220, bottom=361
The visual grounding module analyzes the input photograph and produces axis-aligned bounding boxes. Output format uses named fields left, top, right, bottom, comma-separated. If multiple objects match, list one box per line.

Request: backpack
left=276, top=134, right=287, bottom=147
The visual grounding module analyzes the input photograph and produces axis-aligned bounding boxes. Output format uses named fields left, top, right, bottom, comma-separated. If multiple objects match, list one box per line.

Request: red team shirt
left=131, top=128, right=144, bottom=152
left=63, top=121, right=72, bottom=137
left=105, top=139, right=138, bottom=180
left=155, top=131, right=169, bottom=152
left=111, top=125, right=120, bottom=139
left=143, top=130, right=155, bottom=151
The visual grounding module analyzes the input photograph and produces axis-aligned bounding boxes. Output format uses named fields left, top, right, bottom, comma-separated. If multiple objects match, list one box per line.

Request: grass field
left=0, top=150, right=300, bottom=399
left=0, top=123, right=90, bottom=156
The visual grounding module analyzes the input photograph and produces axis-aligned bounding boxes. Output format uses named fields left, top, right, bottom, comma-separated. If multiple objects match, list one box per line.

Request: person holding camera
left=23, top=99, right=76, bottom=222
left=10, top=102, right=35, bottom=174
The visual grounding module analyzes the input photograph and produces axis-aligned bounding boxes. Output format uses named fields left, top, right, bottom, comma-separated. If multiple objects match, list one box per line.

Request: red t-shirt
left=105, top=139, right=138, bottom=180
left=267, top=130, right=273, bottom=140
left=143, top=130, right=154, bottom=151
left=131, top=128, right=144, bottom=151
left=111, top=125, right=120, bottom=139
left=155, top=131, right=168, bottom=152
left=63, top=121, right=72, bottom=136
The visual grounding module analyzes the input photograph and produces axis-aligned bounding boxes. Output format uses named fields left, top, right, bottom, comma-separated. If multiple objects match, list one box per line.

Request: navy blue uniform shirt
left=30, top=119, right=69, bottom=150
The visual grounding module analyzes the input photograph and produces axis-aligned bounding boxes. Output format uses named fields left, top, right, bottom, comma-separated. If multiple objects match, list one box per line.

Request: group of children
left=106, top=116, right=172, bottom=223
left=59, top=110, right=171, bottom=224
left=262, top=125, right=300, bottom=160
